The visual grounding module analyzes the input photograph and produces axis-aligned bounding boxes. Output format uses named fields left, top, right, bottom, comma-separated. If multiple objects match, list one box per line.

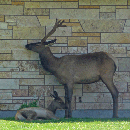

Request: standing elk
left=15, top=91, right=66, bottom=121
left=25, top=19, right=118, bottom=118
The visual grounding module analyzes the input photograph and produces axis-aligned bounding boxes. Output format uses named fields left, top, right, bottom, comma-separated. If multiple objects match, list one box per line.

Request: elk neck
left=39, top=47, right=60, bottom=74
left=47, top=101, right=57, bottom=114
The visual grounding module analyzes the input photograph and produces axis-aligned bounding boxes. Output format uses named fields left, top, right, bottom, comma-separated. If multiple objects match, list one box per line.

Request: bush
left=18, top=100, right=38, bottom=110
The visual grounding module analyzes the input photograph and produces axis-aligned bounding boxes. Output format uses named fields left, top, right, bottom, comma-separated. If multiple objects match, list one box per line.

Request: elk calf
left=25, top=19, right=119, bottom=118
left=15, top=91, right=66, bottom=121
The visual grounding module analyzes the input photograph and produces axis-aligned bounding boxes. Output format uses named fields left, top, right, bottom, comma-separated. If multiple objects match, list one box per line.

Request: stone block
left=79, top=20, right=125, bottom=32
left=20, top=86, right=28, bottom=89
left=0, top=40, right=27, bottom=50
left=79, top=0, right=90, bottom=5
left=50, top=47, right=61, bottom=53
left=61, top=47, right=68, bottom=53
left=0, top=79, right=19, bottom=89
left=25, top=2, right=78, bottom=8
left=0, top=68, right=19, bottom=72
left=100, top=13, right=115, bottom=19
left=13, top=97, right=38, bottom=100
left=6, top=16, right=40, bottom=27
left=118, top=58, right=130, bottom=71
left=117, top=5, right=127, bottom=8
left=72, top=26, right=84, bottom=32
left=19, top=79, right=44, bottom=85
left=61, top=2, right=78, bottom=8
left=101, top=33, right=130, bottom=43
left=67, top=47, right=87, bottom=53
left=88, top=37, right=100, bottom=43
left=13, top=26, right=45, bottom=39
left=0, top=54, right=12, bottom=60
left=114, top=82, right=127, bottom=92
left=0, top=50, right=12, bottom=54
left=0, top=5, right=23, bottom=15
left=45, top=75, right=61, bottom=85
left=0, top=16, right=4, bottom=22
left=88, top=44, right=108, bottom=53
left=119, top=93, right=130, bottom=100
left=125, top=20, right=130, bottom=26
left=0, top=93, right=12, bottom=100
left=81, top=93, right=113, bottom=103
left=12, top=72, right=45, bottom=79
left=72, top=33, right=100, bottom=37
left=50, top=9, right=99, bottom=19
left=56, top=37, right=67, bottom=43
left=73, top=88, right=82, bottom=96
left=0, top=0, right=11, bottom=4
left=0, top=72, right=11, bottom=78
left=8, top=22, right=16, bottom=26
left=0, top=104, right=21, bottom=110
left=0, top=61, right=18, bottom=68
left=0, top=30, right=12, bottom=39
left=119, top=103, right=130, bottom=110
left=79, top=5, right=100, bottom=9
left=116, top=9, right=130, bottom=19
left=12, top=2, right=24, bottom=5
left=37, top=17, right=55, bottom=26
left=76, top=103, right=113, bottom=109
left=0, top=100, right=12, bottom=103
left=68, top=37, right=87, bottom=46
left=113, top=54, right=127, bottom=58
left=108, top=46, right=126, bottom=54
left=24, top=8, right=49, bottom=15
left=12, top=90, right=28, bottom=97
left=128, top=86, right=130, bottom=92
left=91, top=0, right=127, bottom=5
left=18, top=61, right=39, bottom=71
left=25, top=2, right=61, bottom=8
left=123, top=27, right=130, bottom=33
left=12, top=50, right=39, bottom=60
left=0, top=22, right=8, bottom=29
left=46, top=26, right=71, bottom=36
left=83, top=82, right=109, bottom=93
left=100, top=6, right=115, bottom=12
left=114, top=72, right=130, bottom=82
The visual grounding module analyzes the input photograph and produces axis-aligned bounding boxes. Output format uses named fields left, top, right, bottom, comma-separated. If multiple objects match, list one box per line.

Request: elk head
left=25, top=19, right=66, bottom=53
left=49, top=91, right=67, bottom=111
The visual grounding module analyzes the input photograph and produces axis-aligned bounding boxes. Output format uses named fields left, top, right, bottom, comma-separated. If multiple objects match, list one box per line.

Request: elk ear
left=44, top=39, right=57, bottom=46
left=50, top=91, right=58, bottom=99
left=53, top=91, right=58, bottom=98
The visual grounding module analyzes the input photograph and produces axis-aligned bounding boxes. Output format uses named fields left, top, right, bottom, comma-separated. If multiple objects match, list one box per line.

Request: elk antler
left=41, top=19, right=67, bottom=44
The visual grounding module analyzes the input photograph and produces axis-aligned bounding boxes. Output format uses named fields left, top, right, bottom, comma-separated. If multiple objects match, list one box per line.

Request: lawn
left=0, top=117, right=130, bottom=130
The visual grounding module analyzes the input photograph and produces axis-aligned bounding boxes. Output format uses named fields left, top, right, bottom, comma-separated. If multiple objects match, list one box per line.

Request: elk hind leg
left=101, top=74, right=118, bottom=118
left=21, top=110, right=37, bottom=121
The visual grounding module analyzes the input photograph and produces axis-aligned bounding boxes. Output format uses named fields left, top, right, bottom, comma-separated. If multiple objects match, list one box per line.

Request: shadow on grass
left=1, top=117, right=130, bottom=124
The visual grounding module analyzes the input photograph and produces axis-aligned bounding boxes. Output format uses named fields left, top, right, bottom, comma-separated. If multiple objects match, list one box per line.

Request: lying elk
left=15, top=91, right=66, bottom=120
left=25, top=19, right=118, bottom=118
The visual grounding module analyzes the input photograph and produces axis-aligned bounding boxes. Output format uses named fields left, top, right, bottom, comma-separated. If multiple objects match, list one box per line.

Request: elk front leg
left=67, top=84, right=73, bottom=118
left=64, top=85, right=69, bottom=118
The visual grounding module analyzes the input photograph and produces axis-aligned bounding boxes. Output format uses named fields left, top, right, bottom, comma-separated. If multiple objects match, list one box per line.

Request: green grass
left=0, top=117, right=130, bottom=130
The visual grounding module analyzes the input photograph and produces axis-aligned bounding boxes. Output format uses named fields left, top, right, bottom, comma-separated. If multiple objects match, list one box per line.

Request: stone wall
left=0, top=0, right=130, bottom=118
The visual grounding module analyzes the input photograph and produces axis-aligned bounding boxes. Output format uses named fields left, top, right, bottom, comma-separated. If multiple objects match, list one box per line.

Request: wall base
left=0, top=110, right=130, bottom=118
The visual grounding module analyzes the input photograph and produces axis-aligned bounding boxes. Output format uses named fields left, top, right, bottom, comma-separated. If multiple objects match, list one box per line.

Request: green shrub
left=18, top=100, right=38, bottom=110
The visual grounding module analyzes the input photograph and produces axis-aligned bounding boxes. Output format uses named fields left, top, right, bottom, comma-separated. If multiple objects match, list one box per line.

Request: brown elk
left=25, top=19, right=119, bottom=118
left=15, top=91, right=66, bottom=121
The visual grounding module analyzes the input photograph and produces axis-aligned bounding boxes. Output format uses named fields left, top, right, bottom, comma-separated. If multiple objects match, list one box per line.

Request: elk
left=25, top=19, right=119, bottom=118
left=15, top=91, right=66, bottom=121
